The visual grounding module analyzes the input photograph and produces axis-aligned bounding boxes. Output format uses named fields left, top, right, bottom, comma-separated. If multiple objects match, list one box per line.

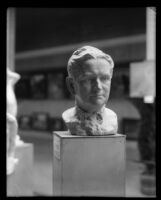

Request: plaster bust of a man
left=62, top=46, right=118, bottom=136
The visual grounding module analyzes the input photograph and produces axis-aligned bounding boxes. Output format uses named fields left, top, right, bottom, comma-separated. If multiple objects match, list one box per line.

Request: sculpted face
left=68, top=58, right=112, bottom=113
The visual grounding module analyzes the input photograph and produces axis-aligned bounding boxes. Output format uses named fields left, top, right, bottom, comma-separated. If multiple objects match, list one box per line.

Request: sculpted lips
left=90, top=94, right=104, bottom=98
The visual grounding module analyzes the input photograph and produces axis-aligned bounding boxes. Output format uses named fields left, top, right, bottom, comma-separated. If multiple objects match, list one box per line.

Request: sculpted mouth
left=90, top=94, right=104, bottom=97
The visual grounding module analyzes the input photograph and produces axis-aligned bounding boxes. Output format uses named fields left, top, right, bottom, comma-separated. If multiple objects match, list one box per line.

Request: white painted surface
left=146, top=7, right=156, bottom=60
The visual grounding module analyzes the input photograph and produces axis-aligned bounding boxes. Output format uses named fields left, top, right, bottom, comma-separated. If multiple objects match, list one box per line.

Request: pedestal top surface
left=53, top=131, right=125, bottom=138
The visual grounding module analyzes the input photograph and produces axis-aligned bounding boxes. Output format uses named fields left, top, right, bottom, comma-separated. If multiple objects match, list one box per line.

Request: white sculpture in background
left=7, top=68, right=24, bottom=175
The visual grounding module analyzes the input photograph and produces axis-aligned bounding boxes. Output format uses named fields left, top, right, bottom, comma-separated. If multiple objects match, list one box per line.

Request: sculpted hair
left=67, top=46, right=114, bottom=79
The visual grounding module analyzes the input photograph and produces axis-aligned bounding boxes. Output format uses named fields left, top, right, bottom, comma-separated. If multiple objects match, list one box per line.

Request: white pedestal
left=53, top=131, right=126, bottom=197
left=7, top=143, right=34, bottom=196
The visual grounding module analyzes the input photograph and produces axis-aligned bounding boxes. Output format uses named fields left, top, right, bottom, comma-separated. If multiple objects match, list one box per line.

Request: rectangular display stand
left=53, top=131, right=126, bottom=197
left=7, top=143, right=34, bottom=196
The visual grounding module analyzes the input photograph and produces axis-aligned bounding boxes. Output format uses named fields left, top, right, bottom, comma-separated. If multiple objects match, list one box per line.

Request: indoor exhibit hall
left=6, top=7, right=156, bottom=197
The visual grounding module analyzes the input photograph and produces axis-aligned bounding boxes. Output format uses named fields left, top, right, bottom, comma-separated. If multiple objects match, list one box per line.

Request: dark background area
left=16, top=8, right=146, bottom=52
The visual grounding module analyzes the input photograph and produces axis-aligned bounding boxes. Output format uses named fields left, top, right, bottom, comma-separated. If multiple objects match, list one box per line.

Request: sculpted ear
left=66, top=77, right=76, bottom=96
left=110, top=68, right=113, bottom=78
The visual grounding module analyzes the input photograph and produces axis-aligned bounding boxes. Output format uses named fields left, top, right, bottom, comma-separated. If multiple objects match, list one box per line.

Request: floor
left=18, top=130, right=155, bottom=197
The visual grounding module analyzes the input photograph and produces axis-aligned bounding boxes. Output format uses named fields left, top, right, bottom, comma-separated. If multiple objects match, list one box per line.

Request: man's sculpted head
left=66, top=46, right=114, bottom=113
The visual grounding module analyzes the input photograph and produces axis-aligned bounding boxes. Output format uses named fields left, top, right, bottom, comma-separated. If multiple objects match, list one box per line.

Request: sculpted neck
left=75, top=101, right=105, bottom=114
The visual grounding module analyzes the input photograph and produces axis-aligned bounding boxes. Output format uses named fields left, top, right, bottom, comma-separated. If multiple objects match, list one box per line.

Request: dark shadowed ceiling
left=15, top=8, right=146, bottom=53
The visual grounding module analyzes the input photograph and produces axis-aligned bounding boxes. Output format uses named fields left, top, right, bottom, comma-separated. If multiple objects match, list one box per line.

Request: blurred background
left=7, top=7, right=156, bottom=197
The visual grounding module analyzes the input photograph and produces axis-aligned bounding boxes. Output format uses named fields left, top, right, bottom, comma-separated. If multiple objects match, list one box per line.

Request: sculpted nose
left=94, top=78, right=102, bottom=90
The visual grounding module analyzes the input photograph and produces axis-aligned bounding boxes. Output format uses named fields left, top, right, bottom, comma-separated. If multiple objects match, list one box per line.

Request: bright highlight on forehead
left=78, top=58, right=112, bottom=80
left=82, top=58, right=112, bottom=73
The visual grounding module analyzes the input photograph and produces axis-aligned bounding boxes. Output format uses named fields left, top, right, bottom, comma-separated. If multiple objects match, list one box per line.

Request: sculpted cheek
left=80, top=83, right=91, bottom=94
left=104, top=82, right=111, bottom=91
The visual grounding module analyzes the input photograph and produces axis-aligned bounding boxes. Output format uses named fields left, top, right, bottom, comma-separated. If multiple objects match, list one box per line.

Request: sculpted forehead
left=67, top=46, right=114, bottom=79
left=83, top=58, right=111, bottom=71
left=75, top=58, right=112, bottom=78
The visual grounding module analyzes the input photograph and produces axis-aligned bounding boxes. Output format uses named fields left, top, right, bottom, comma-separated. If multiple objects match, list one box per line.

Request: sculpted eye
left=79, top=77, right=90, bottom=84
left=100, top=76, right=110, bottom=82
